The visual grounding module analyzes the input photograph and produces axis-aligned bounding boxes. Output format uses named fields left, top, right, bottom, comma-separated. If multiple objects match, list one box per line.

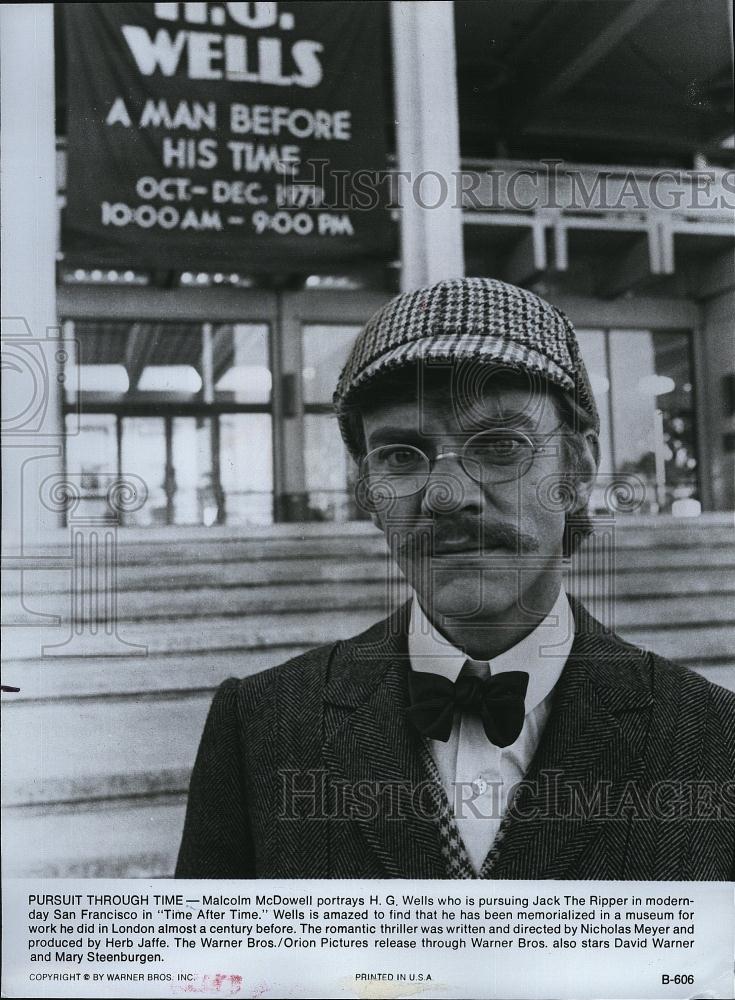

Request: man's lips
left=430, top=533, right=514, bottom=555
left=431, top=545, right=512, bottom=557
left=431, top=538, right=482, bottom=555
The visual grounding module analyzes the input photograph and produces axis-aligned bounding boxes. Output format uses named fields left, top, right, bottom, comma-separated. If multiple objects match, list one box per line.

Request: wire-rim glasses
left=360, top=428, right=556, bottom=498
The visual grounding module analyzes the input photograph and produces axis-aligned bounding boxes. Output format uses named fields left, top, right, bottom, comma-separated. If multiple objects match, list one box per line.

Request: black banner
left=63, top=2, right=389, bottom=272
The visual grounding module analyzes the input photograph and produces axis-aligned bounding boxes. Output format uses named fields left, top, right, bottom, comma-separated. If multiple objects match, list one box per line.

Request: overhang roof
left=455, top=0, right=734, bottom=164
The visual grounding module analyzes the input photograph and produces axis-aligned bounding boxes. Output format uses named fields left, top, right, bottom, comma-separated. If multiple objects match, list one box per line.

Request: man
left=176, top=277, right=734, bottom=880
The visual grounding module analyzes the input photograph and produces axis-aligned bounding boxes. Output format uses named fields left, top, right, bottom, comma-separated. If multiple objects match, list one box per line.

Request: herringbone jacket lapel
left=321, top=602, right=450, bottom=878
left=485, top=599, right=654, bottom=878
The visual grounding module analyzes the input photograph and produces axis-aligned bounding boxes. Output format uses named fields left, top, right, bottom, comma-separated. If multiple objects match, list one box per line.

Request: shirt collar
left=408, top=587, right=573, bottom=714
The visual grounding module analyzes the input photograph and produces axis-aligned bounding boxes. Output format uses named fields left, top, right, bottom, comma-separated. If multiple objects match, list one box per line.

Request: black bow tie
left=407, top=667, right=529, bottom=747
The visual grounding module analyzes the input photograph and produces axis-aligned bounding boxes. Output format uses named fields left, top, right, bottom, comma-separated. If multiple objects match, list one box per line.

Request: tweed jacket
left=175, top=599, right=735, bottom=880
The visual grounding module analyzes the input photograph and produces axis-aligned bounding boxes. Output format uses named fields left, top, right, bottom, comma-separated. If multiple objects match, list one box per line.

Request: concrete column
left=391, top=0, right=465, bottom=290
left=1, top=4, right=62, bottom=540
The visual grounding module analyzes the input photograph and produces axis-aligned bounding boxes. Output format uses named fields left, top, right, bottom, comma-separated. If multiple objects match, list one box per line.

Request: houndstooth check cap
left=333, top=277, right=599, bottom=455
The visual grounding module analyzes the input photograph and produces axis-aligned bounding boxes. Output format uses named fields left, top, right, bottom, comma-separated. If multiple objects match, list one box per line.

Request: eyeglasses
left=360, top=428, right=556, bottom=498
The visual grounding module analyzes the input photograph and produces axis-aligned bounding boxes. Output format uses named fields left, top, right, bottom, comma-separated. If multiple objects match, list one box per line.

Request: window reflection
left=66, top=365, right=129, bottom=394
left=302, top=324, right=361, bottom=405
left=138, top=365, right=202, bottom=393
left=577, top=328, right=699, bottom=515
left=64, top=414, right=118, bottom=519
left=171, top=417, right=215, bottom=526
left=304, top=413, right=364, bottom=521
left=213, top=324, right=271, bottom=403
left=609, top=329, right=698, bottom=515
left=575, top=329, right=613, bottom=477
left=302, top=325, right=366, bottom=520
left=120, top=417, right=168, bottom=526
left=219, top=413, right=274, bottom=525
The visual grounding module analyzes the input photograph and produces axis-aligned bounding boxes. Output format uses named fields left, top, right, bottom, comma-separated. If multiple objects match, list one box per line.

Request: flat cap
left=334, top=277, right=599, bottom=454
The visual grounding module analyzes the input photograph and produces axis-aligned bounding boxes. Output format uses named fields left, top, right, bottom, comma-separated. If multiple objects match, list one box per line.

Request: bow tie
left=407, top=667, right=530, bottom=747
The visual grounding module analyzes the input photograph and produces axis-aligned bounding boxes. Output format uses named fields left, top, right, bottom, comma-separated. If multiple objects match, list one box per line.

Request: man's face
left=360, top=371, right=573, bottom=632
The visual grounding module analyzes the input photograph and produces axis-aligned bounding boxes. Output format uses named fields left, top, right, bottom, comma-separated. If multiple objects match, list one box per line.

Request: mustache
left=389, top=516, right=541, bottom=554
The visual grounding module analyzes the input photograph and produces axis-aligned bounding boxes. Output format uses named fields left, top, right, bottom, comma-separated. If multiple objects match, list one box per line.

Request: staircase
left=2, top=514, right=733, bottom=878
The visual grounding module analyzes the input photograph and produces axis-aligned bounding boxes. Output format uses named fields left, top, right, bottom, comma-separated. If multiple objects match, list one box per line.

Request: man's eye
left=383, top=447, right=421, bottom=469
left=467, top=433, right=530, bottom=464
left=489, top=438, right=521, bottom=457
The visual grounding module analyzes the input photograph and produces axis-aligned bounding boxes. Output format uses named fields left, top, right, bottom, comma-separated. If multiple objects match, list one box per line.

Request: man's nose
left=419, top=452, right=483, bottom=515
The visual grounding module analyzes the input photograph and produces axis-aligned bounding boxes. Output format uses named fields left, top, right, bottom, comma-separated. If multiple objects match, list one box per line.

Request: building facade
left=8, top=1, right=734, bottom=536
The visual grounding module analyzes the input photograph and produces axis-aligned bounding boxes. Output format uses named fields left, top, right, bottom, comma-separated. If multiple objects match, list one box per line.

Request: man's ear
left=572, top=430, right=600, bottom=511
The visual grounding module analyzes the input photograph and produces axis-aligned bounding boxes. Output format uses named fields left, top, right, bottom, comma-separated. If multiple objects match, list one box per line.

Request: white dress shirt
left=408, top=587, right=574, bottom=874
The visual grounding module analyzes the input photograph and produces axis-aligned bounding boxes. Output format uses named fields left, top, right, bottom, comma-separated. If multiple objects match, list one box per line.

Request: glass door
left=301, top=323, right=365, bottom=521
left=61, top=319, right=275, bottom=526
left=576, top=328, right=700, bottom=516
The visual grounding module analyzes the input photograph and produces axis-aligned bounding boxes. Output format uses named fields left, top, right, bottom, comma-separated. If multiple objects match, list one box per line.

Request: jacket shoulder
left=214, top=605, right=407, bottom=711
left=624, top=634, right=735, bottom=753
left=214, top=640, right=337, bottom=708
left=572, top=597, right=734, bottom=711
left=605, top=623, right=735, bottom=709
left=647, top=647, right=735, bottom=714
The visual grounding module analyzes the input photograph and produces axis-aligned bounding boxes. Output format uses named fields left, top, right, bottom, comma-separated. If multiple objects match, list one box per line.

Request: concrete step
left=2, top=534, right=387, bottom=567
left=2, top=547, right=735, bottom=596
left=2, top=609, right=383, bottom=660
left=4, top=598, right=735, bottom=659
left=2, top=797, right=183, bottom=878
left=2, top=645, right=310, bottom=700
left=3, top=583, right=733, bottom=625
left=2, top=694, right=212, bottom=803
left=2, top=579, right=407, bottom=618
left=5, top=598, right=735, bottom=658
left=619, top=625, right=735, bottom=663
left=3, top=517, right=733, bottom=567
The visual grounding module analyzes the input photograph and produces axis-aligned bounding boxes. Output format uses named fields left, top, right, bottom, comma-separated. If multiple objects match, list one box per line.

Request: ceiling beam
left=502, top=226, right=547, bottom=286
left=520, top=101, right=720, bottom=152
left=504, top=0, right=670, bottom=132
left=687, top=247, right=735, bottom=300
left=596, top=234, right=658, bottom=299
left=498, top=3, right=578, bottom=69
left=538, top=0, right=667, bottom=108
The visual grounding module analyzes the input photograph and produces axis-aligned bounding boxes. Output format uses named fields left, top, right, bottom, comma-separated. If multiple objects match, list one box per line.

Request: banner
left=63, top=2, right=389, bottom=271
